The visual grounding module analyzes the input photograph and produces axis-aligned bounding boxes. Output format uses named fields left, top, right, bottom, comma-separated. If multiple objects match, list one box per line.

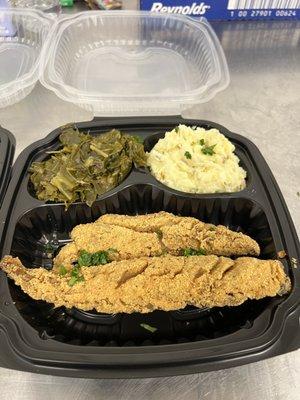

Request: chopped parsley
left=77, top=249, right=116, bottom=267
left=68, top=265, right=84, bottom=286
left=68, top=276, right=76, bottom=286
left=140, top=323, right=157, bottom=333
left=68, top=275, right=84, bottom=287
left=67, top=248, right=117, bottom=286
left=184, top=151, right=192, bottom=159
left=183, top=248, right=206, bottom=256
left=58, top=265, right=67, bottom=276
left=199, top=139, right=216, bottom=155
left=175, top=126, right=179, bottom=133
left=297, top=191, right=300, bottom=197
left=201, top=144, right=216, bottom=156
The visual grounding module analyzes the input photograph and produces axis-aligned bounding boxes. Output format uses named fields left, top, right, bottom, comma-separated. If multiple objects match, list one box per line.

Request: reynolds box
left=140, top=0, right=300, bottom=20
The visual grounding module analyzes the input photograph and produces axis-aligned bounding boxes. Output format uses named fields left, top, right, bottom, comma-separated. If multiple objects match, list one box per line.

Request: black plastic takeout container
left=0, top=126, right=15, bottom=207
left=0, top=116, right=299, bottom=378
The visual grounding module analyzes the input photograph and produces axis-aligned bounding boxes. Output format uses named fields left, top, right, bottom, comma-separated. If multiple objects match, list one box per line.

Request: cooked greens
left=29, top=125, right=147, bottom=207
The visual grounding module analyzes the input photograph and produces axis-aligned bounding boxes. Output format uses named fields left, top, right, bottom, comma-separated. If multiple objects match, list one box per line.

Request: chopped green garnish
left=77, top=249, right=115, bottom=267
left=183, top=248, right=206, bottom=256
left=68, top=276, right=78, bottom=286
left=68, top=275, right=84, bottom=287
left=201, top=144, right=216, bottom=156
left=199, top=139, right=205, bottom=146
left=175, top=126, right=179, bottom=133
left=58, top=265, right=67, bottom=276
left=68, top=264, right=84, bottom=286
left=77, top=250, right=92, bottom=267
left=209, top=226, right=216, bottom=231
left=140, top=323, right=157, bottom=333
left=184, top=151, right=192, bottom=159
left=297, top=191, right=300, bottom=197
left=94, top=252, right=109, bottom=265
left=71, top=265, right=80, bottom=276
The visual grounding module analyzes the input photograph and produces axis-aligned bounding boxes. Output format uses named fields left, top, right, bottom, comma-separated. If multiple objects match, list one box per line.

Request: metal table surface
left=0, top=16, right=299, bottom=400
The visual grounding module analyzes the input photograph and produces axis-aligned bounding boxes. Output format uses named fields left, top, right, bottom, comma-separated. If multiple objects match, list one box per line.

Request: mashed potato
left=147, top=125, right=246, bottom=193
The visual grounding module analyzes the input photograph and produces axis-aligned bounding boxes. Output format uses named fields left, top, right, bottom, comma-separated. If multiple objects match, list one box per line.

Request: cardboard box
left=140, top=0, right=300, bottom=20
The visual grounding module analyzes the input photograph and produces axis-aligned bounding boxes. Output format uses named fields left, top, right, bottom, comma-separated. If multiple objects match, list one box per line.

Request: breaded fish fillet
left=54, top=212, right=259, bottom=271
left=97, top=212, right=260, bottom=256
left=1, top=255, right=290, bottom=314
left=54, top=223, right=162, bottom=271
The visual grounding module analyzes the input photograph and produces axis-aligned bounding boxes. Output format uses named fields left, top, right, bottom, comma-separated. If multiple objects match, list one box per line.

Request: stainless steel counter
left=0, top=18, right=299, bottom=400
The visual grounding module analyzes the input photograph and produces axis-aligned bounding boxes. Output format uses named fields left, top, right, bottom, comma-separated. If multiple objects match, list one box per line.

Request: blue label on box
left=140, top=0, right=300, bottom=20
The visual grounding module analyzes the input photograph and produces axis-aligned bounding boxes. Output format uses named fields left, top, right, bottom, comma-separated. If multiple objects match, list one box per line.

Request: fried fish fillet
left=97, top=212, right=260, bottom=256
left=54, top=212, right=259, bottom=271
left=1, top=255, right=290, bottom=314
left=54, top=223, right=162, bottom=272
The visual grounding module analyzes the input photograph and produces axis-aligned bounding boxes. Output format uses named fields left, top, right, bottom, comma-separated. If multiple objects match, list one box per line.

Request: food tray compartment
left=7, top=190, right=281, bottom=346
left=0, top=9, right=53, bottom=108
left=40, top=11, right=229, bottom=116
left=16, top=121, right=254, bottom=209
left=0, top=117, right=299, bottom=378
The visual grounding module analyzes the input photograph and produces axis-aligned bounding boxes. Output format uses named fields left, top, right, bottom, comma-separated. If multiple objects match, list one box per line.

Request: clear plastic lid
left=0, top=8, right=54, bottom=108
left=7, top=0, right=61, bottom=14
left=41, top=11, right=230, bottom=116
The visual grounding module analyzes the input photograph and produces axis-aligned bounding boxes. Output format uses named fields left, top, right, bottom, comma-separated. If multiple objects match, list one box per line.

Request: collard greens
left=29, top=125, right=147, bottom=207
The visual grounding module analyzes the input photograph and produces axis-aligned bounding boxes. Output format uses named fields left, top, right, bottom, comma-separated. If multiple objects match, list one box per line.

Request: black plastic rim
left=0, top=125, right=15, bottom=207
left=0, top=116, right=299, bottom=378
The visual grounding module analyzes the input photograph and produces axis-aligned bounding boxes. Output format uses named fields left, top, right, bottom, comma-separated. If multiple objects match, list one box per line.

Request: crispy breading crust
left=0, top=255, right=290, bottom=314
left=98, top=212, right=260, bottom=256
left=53, top=212, right=260, bottom=271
